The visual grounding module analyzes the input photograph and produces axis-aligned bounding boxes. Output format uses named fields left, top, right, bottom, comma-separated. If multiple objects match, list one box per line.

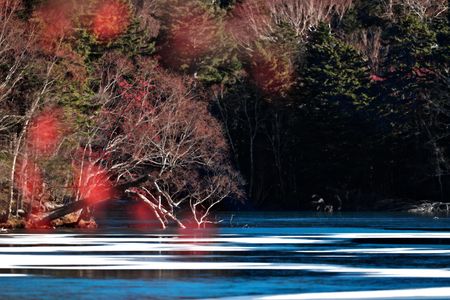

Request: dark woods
left=0, top=0, right=449, bottom=227
left=212, top=0, right=450, bottom=211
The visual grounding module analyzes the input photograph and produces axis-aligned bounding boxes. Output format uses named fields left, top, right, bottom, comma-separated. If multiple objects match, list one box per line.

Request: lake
left=1, top=211, right=450, bottom=299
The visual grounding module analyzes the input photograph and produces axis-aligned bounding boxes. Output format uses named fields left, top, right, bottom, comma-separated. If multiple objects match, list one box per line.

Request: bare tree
left=0, top=0, right=34, bottom=132
left=228, top=0, right=354, bottom=46
left=267, top=0, right=353, bottom=37
left=0, top=0, right=60, bottom=219
left=402, top=0, right=448, bottom=20
left=82, top=55, right=242, bottom=228
left=346, top=27, right=383, bottom=71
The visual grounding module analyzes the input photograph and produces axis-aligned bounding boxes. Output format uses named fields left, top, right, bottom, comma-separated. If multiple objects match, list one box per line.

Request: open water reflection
left=1, top=212, right=450, bottom=299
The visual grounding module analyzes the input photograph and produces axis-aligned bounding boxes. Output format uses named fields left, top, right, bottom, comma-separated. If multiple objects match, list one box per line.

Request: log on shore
left=35, top=174, right=151, bottom=225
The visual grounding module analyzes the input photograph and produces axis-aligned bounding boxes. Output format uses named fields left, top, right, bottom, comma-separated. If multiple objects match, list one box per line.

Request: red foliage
left=15, top=159, right=43, bottom=206
left=73, top=162, right=116, bottom=205
left=28, top=108, right=64, bottom=157
left=117, top=78, right=156, bottom=109
left=116, top=78, right=160, bottom=142
left=92, top=0, right=131, bottom=41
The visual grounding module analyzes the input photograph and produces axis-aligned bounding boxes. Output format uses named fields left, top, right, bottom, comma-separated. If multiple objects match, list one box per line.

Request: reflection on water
left=2, top=212, right=450, bottom=299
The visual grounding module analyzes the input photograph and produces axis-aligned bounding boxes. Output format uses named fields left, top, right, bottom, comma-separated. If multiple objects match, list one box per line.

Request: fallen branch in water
left=125, top=188, right=186, bottom=229
left=408, top=201, right=450, bottom=215
left=32, top=174, right=152, bottom=226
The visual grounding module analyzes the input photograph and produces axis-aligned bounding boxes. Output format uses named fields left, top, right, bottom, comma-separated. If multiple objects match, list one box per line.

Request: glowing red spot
left=74, top=162, right=115, bottom=205
left=92, top=0, right=131, bottom=41
left=33, top=0, right=74, bottom=49
left=226, top=1, right=271, bottom=46
left=26, top=215, right=53, bottom=231
left=127, top=201, right=161, bottom=229
left=370, top=74, right=385, bottom=82
left=15, top=159, right=43, bottom=208
left=177, top=212, right=217, bottom=255
left=159, top=6, right=218, bottom=70
left=28, top=109, right=63, bottom=157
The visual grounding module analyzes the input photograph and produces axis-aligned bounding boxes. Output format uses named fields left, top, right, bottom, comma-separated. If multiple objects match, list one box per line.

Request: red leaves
left=92, top=0, right=131, bottom=41
left=118, top=78, right=156, bottom=108
left=74, top=162, right=116, bottom=206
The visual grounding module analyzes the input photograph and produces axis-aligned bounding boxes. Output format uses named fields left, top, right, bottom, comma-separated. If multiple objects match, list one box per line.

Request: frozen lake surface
left=2, top=211, right=450, bottom=299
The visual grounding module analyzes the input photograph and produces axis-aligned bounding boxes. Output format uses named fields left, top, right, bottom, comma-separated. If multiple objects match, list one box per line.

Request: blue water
left=1, top=212, right=450, bottom=299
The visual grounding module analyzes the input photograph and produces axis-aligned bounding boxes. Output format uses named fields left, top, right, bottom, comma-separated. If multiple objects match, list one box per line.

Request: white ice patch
left=0, top=274, right=30, bottom=277
left=297, top=247, right=450, bottom=254
left=0, top=234, right=323, bottom=246
left=255, top=287, right=450, bottom=299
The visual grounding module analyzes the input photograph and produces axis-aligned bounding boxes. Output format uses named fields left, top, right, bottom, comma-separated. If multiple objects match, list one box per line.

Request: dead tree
left=72, top=55, right=242, bottom=228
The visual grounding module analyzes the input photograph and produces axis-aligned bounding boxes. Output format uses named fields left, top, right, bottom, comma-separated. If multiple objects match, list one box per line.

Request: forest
left=0, top=0, right=449, bottom=228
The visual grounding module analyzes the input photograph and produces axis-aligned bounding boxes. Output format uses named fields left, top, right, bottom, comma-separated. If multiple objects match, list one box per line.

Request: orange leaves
left=74, top=162, right=115, bottom=205
left=92, top=0, right=131, bottom=41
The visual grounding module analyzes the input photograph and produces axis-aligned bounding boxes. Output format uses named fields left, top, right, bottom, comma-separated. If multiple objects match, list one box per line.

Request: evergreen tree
left=374, top=14, right=450, bottom=199
left=293, top=23, right=373, bottom=205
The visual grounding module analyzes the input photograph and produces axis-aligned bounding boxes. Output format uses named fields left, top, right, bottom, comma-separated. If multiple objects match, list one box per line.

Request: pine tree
left=302, top=23, right=371, bottom=110
left=374, top=14, right=450, bottom=198
left=290, top=23, right=373, bottom=200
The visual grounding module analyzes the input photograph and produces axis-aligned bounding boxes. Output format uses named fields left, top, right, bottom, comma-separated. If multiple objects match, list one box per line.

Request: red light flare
left=370, top=74, right=385, bottom=82
left=159, top=6, right=219, bottom=70
left=92, top=0, right=131, bottom=42
left=176, top=211, right=218, bottom=256
left=126, top=200, right=163, bottom=230
left=73, top=162, right=116, bottom=206
left=33, top=0, right=74, bottom=50
left=27, top=108, right=64, bottom=157
left=25, top=217, right=54, bottom=231
left=14, top=159, right=43, bottom=211
left=225, top=0, right=272, bottom=46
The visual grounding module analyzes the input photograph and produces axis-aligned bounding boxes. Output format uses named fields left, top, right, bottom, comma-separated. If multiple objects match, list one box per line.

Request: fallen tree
left=33, top=174, right=151, bottom=226
left=27, top=56, right=242, bottom=229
